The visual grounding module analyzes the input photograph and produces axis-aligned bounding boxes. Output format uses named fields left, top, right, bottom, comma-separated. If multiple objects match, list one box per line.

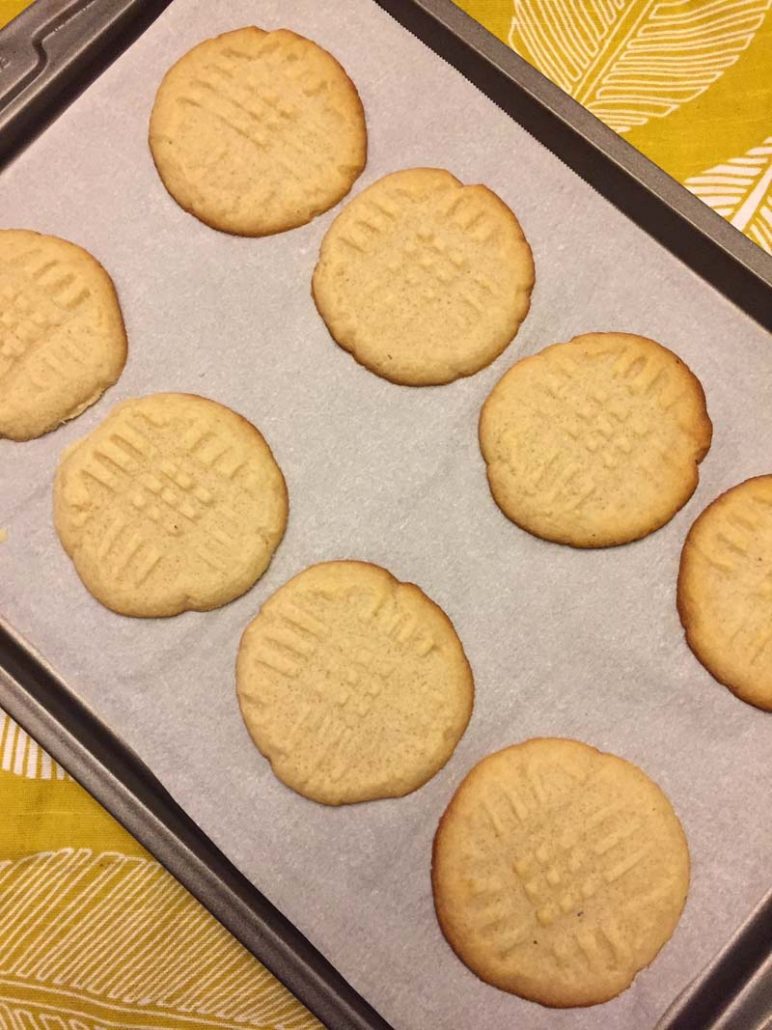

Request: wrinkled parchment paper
left=1, top=2, right=770, bottom=1027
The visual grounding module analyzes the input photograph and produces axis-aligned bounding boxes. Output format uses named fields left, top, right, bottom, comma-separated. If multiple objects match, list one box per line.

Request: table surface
left=0, top=2, right=769, bottom=1029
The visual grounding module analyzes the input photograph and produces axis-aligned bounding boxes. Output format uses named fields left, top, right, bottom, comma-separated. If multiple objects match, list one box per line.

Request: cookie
left=236, top=560, right=473, bottom=805
left=0, top=230, right=127, bottom=441
left=149, top=27, right=366, bottom=236
left=54, top=393, right=287, bottom=617
left=312, top=168, right=534, bottom=385
left=432, top=738, right=690, bottom=1007
left=678, top=476, right=772, bottom=711
left=479, top=332, right=712, bottom=547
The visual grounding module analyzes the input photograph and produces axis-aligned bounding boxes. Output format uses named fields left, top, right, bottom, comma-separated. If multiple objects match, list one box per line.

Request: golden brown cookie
left=0, top=229, right=127, bottom=441
left=149, top=27, right=366, bottom=236
left=312, top=167, right=534, bottom=385
left=432, top=738, right=690, bottom=1007
left=479, top=332, right=712, bottom=547
left=54, top=393, right=287, bottom=617
left=678, top=475, right=772, bottom=711
left=236, top=560, right=473, bottom=804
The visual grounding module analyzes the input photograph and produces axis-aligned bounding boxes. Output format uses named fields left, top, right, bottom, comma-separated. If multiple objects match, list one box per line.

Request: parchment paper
left=1, top=2, right=770, bottom=1027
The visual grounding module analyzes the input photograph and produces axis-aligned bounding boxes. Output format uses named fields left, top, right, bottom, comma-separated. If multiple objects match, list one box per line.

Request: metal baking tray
left=1, top=2, right=770, bottom=1028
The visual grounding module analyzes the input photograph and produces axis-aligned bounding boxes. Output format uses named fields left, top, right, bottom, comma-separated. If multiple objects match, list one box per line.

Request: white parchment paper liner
left=1, top=2, right=770, bottom=1027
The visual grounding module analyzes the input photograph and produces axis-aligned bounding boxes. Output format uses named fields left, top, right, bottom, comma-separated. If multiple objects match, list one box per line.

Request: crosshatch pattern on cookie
left=333, top=186, right=502, bottom=331
left=0, top=246, right=93, bottom=388
left=694, top=484, right=772, bottom=660
left=0, top=230, right=127, bottom=441
left=481, top=333, right=711, bottom=545
left=150, top=28, right=366, bottom=235
left=466, top=773, right=657, bottom=956
left=55, top=394, right=287, bottom=615
left=176, top=40, right=357, bottom=199
left=507, top=341, right=693, bottom=511
left=250, top=588, right=440, bottom=783
left=679, top=476, right=772, bottom=710
left=320, top=176, right=522, bottom=327
left=237, top=562, right=473, bottom=804
left=433, top=740, right=689, bottom=1006
left=69, top=409, right=271, bottom=580
left=313, top=169, right=534, bottom=385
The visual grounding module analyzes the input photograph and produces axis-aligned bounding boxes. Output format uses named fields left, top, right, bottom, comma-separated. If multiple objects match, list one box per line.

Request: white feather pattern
left=684, top=137, right=772, bottom=251
left=0, top=849, right=319, bottom=1028
left=508, top=0, right=771, bottom=132
left=0, top=714, right=69, bottom=780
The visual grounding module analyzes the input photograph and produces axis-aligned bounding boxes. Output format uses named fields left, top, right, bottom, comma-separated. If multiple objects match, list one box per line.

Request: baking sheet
left=1, top=1, right=770, bottom=1027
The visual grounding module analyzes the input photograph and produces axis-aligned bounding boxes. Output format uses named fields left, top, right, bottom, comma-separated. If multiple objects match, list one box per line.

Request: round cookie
left=678, top=475, right=772, bottom=711
left=432, top=738, right=690, bottom=1008
left=149, top=27, right=367, bottom=236
left=236, top=560, right=473, bottom=804
left=0, top=229, right=127, bottom=441
left=479, top=332, right=712, bottom=547
left=54, top=393, right=287, bottom=617
left=312, top=167, right=534, bottom=386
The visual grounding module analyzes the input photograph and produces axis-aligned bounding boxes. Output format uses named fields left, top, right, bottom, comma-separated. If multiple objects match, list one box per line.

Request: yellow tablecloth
left=456, top=0, right=772, bottom=251
left=1, top=2, right=769, bottom=1028
left=0, top=715, right=321, bottom=1028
